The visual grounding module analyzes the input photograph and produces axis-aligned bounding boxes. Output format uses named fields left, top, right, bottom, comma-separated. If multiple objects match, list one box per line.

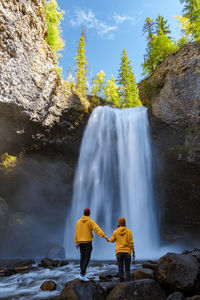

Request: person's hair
left=84, top=208, right=90, bottom=216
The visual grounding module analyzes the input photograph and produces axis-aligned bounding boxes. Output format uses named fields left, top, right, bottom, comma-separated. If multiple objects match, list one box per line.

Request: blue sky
left=56, top=0, right=183, bottom=83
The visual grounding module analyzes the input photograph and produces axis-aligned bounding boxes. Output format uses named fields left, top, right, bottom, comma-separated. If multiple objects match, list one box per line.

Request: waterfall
left=64, top=106, right=160, bottom=260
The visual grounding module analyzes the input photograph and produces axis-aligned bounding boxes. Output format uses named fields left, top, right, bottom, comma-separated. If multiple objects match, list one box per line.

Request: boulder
left=106, top=279, right=166, bottom=300
left=142, top=262, right=157, bottom=270
left=132, top=268, right=155, bottom=280
left=40, top=280, right=57, bottom=291
left=99, top=282, right=118, bottom=297
left=60, top=260, right=69, bottom=267
left=182, top=249, right=200, bottom=263
left=156, top=252, right=199, bottom=292
left=57, top=278, right=105, bottom=300
left=47, top=243, right=65, bottom=260
left=99, top=273, right=113, bottom=281
left=40, top=257, right=58, bottom=268
left=167, top=292, right=185, bottom=300
left=0, top=258, right=35, bottom=269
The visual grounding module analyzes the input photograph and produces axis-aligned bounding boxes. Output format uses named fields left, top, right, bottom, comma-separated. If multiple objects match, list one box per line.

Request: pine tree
left=118, top=49, right=142, bottom=108
left=45, top=0, right=65, bottom=57
left=143, top=17, right=155, bottom=42
left=103, top=75, right=121, bottom=107
left=155, top=14, right=171, bottom=36
left=91, top=70, right=106, bottom=97
left=142, top=17, right=155, bottom=75
left=179, top=0, right=200, bottom=41
left=75, top=29, right=88, bottom=95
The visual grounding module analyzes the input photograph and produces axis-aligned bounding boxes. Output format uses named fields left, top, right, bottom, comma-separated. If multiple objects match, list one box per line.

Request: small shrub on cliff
left=142, top=79, right=163, bottom=107
left=0, top=153, right=17, bottom=174
left=45, top=0, right=65, bottom=57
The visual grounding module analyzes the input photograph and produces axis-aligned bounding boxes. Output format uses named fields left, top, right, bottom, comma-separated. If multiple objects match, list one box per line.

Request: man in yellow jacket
left=75, top=208, right=107, bottom=281
left=106, top=217, right=135, bottom=282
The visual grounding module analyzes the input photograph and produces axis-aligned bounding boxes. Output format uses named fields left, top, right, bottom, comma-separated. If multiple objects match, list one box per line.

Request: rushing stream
left=64, top=106, right=160, bottom=260
left=0, top=261, right=141, bottom=299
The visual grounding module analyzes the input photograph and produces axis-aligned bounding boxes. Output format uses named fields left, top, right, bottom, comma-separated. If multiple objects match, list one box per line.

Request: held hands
left=104, top=236, right=109, bottom=242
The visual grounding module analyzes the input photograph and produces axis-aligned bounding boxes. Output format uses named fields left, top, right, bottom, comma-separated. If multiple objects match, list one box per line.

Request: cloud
left=113, top=14, right=136, bottom=24
left=68, top=8, right=117, bottom=39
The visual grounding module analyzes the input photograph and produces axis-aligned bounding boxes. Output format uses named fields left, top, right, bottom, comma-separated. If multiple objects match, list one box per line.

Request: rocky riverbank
left=0, top=249, right=200, bottom=299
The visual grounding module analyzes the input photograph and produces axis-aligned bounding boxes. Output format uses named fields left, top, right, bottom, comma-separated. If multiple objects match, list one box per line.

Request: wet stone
left=39, top=257, right=59, bottom=268
left=40, top=280, right=57, bottom=291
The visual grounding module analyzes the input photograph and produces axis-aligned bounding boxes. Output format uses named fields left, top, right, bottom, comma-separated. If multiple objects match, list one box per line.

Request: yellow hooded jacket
left=109, top=226, right=134, bottom=255
left=75, top=216, right=105, bottom=244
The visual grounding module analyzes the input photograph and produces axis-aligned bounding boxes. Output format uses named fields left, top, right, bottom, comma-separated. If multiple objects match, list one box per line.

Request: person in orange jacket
left=106, top=217, right=135, bottom=282
left=75, top=208, right=108, bottom=281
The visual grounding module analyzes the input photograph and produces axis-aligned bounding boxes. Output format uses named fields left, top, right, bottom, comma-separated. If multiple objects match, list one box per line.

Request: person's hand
left=75, top=243, right=79, bottom=249
left=104, top=236, right=109, bottom=242
left=132, top=251, right=135, bottom=264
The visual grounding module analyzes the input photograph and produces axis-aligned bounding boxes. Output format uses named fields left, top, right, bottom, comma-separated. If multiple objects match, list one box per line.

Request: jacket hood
left=80, top=216, right=90, bottom=223
left=117, top=226, right=128, bottom=235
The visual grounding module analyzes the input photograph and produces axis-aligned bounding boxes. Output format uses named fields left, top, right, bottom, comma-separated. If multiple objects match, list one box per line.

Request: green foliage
left=180, top=0, right=200, bottom=41
left=75, top=31, right=88, bottom=95
left=45, top=0, right=65, bottom=57
left=103, top=75, right=121, bottom=107
left=0, top=153, right=17, bottom=174
left=155, top=14, right=171, bottom=36
left=142, top=79, right=162, bottom=107
left=91, top=70, right=106, bottom=97
left=143, top=33, right=178, bottom=76
left=118, top=49, right=142, bottom=108
left=143, top=17, right=155, bottom=42
left=142, top=15, right=177, bottom=76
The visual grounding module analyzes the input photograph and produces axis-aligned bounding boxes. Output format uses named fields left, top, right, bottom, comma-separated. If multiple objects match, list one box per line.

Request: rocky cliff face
left=0, top=0, right=91, bottom=157
left=0, top=0, right=92, bottom=256
left=139, top=42, right=200, bottom=244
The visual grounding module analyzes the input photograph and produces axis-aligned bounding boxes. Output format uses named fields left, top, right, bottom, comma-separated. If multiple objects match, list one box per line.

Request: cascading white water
left=64, top=106, right=160, bottom=260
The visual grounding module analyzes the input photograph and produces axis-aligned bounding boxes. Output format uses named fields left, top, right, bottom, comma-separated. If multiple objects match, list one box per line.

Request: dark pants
left=79, top=243, right=93, bottom=275
left=116, top=252, right=131, bottom=282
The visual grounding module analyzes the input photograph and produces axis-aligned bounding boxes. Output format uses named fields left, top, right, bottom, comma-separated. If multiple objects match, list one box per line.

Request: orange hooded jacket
left=75, top=216, right=105, bottom=244
left=109, top=226, right=134, bottom=255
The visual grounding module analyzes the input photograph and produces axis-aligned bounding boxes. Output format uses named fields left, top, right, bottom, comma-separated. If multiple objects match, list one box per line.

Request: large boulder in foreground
left=106, top=279, right=166, bottom=300
left=156, top=252, right=199, bottom=292
left=57, top=279, right=105, bottom=300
